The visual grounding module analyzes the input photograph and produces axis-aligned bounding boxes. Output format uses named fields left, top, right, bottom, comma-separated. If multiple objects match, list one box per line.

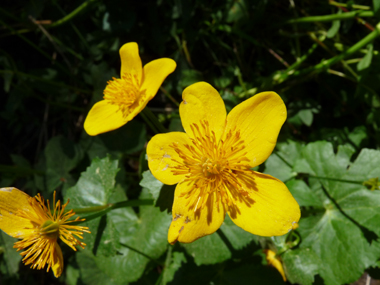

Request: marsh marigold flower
left=84, top=42, right=176, bottom=136
left=147, top=82, right=300, bottom=243
left=264, top=249, right=287, bottom=281
left=0, top=187, right=89, bottom=277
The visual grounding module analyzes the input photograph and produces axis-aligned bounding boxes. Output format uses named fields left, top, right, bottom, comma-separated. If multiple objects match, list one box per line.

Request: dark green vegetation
left=1, top=0, right=380, bottom=284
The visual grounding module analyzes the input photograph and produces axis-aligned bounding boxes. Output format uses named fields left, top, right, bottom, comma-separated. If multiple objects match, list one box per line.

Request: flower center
left=40, top=220, right=60, bottom=240
left=13, top=192, right=90, bottom=275
left=103, top=73, right=145, bottom=118
left=170, top=120, right=254, bottom=213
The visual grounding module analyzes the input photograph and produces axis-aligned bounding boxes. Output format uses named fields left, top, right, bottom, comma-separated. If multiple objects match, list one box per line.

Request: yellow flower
left=84, top=42, right=176, bottom=136
left=147, top=82, right=300, bottom=244
left=264, top=249, right=287, bottom=281
left=0, top=187, right=90, bottom=277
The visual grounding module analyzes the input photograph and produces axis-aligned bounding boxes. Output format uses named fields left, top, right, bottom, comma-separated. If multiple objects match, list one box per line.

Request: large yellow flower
left=84, top=42, right=176, bottom=136
left=147, top=82, right=300, bottom=244
left=0, top=187, right=89, bottom=277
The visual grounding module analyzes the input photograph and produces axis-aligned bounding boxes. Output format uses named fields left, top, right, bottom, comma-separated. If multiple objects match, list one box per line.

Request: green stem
left=285, top=42, right=318, bottom=73
left=49, top=0, right=98, bottom=28
left=140, top=111, right=159, bottom=134
left=52, top=1, right=90, bottom=49
left=71, top=199, right=154, bottom=224
left=289, top=22, right=380, bottom=79
left=285, top=10, right=374, bottom=24
left=235, top=67, right=247, bottom=93
left=142, top=107, right=167, bottom=133
left=160, top=86, right=179, bottom=107
left=72, top=199, right=154, bottom=214
left=274, top=152, right=293, bottom=168
left=329, top=1, right=370, bottom=10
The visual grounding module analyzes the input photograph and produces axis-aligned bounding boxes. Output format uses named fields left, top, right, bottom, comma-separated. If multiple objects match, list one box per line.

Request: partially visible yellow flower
left=0, top=187, right=89, bottom=277
left=264, top=249, right=286, bottom=281
left=84, top=42, right=176, bottom=136
left=147, top=82, right=300, bottom=244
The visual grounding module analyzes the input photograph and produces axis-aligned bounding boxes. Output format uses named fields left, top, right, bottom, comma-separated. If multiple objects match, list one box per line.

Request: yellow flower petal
left=168, top=181, right=226, bottom=244
left=120, top=42, right=142, bottom=80
left=227, top=172, right=300, bottom=236
left=265, top=249, right=286, bottom=281
left=84, top=100, right=127, bottom=136
left=147, top=132, right=192, bottom=185
left=180, top=82, right=226, bottom=140
left=225, top=92, right=286, bottom=167
left=0, top=187, right=34, bottom=238
left=52, top=242, right=64, bottom=278
left=141, top=58, right=176, bottom=101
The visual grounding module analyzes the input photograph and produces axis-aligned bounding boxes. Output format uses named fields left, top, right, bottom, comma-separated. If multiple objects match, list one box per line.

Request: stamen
left=103, top=73, right=146, bottom=118
left=170, top=120, right=254, bottom=213
left=14, top=192, right=89, bottom=275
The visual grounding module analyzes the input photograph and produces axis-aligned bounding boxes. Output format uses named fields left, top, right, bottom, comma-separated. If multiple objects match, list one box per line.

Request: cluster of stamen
left=103, top=73, right=146, bottom=118
left=170, top=120, right=255, bottom=213
left=14, top=192, right=89, bottom=273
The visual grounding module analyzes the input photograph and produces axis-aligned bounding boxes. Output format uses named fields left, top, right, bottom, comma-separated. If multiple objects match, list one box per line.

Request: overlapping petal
left=84, top=100, right=127, bottom=136
left=147, top=132, right=192, bottom=185
left=141, top=58, right=176, bottom=100
left=120, top=42, right=142, bottom=80
left=224, top=92, right=286, bottom=167
left=52, top=242, right=64, bottom=278
left=179, top=82, right=226, bottom=141
left=227, top=172, right=300, bottom=236
left=0, top=187, right=34, bottom=238
left=168, top=181, right=226, bottom=244
left=265, top=249, right=287, bottom=281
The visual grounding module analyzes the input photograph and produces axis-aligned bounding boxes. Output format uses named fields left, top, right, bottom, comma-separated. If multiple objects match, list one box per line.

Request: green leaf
left=44, top=135, right=83, bottom=193
left=178, top=69, right=203, bottom=92
left=282, top=248, right=320, bottom=285
left=140, top=170, right=163, bottom=203
left=348, top=126, right=368, bottom=147
left=181, top=231, right=231, bottom=265
left=65, top=264, right=81, bottom=285
left=291, top=141, right=380, bottom=284
left=83, top=120, right=147, bottom=161
left=64, top=157, right=125, bottom=256
left=162, top=251, right=187, bottom=284
left=327, top=11, right=341, bottom=38
left=76, top=189, right=171, bottom=284
left=299, top=212, right=380, bottom=285
left=264, top=140, right=304, bottom=182
left=180, top=213, right=257, bottom=265
left=0, top=232, right=21, bottom=276
left=286, top=179, right=322, bottom=207
left=357, top=43, right=373, bottom=71
left=100, top=120, right=147, bottom=155
left=64, top=156, right=119, bottom=208
left=168, top=255, right=285, bottom=285
left=298, top=109, right=313, bottom=126
left=220, top=215, right=257, bottom=250
left=140, top=170, right=175, bottom=212
left=76, top=251, right=122, bottom=285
